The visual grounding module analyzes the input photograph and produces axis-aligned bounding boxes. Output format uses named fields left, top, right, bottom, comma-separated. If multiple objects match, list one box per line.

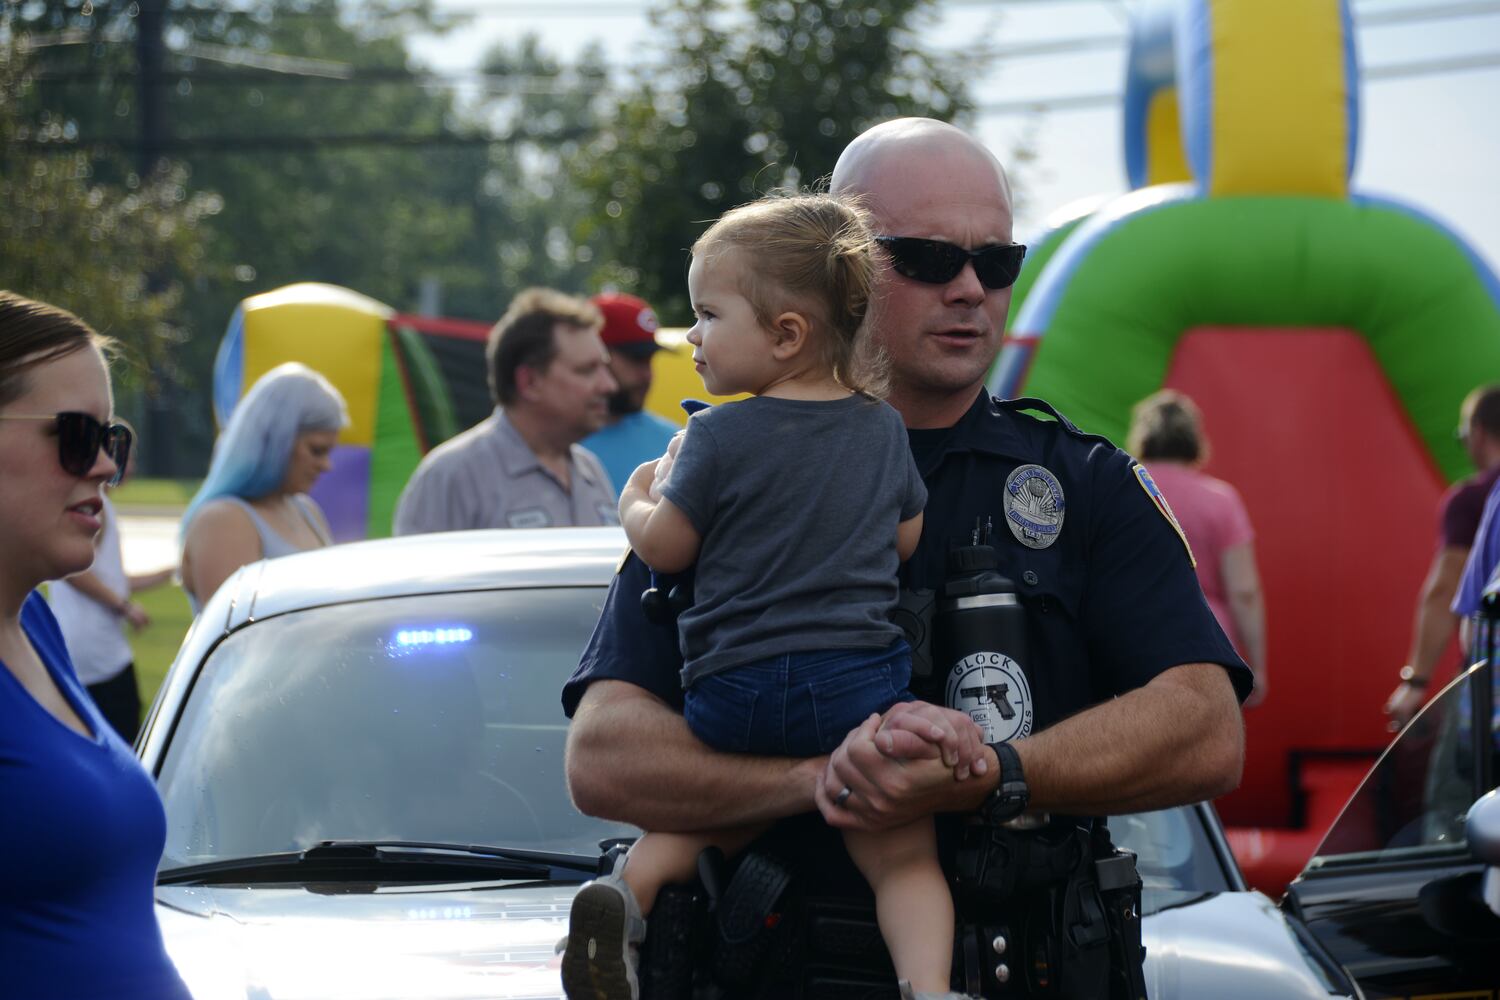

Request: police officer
left=562, top=118, right=1252, bottom=997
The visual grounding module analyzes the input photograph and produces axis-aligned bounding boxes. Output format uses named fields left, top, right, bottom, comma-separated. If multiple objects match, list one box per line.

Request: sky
left=406, top=0, right=1500, bottom=276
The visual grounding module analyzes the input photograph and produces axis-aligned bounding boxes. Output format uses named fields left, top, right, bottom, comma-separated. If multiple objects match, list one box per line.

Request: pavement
left=118, top=512, right=182, bottom=576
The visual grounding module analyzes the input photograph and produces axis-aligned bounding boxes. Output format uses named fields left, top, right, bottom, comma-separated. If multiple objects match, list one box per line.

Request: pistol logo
left=960, top=683, right=1016, bottom=720
left=946, top=651, right=1033, bottom=742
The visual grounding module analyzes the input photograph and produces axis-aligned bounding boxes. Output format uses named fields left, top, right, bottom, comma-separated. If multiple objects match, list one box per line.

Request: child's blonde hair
left=692, top=192, right=882, bottom=395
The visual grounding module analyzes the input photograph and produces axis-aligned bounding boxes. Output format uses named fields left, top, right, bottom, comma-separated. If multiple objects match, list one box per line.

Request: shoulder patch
left=1132, top=463, right=1196, bottom=568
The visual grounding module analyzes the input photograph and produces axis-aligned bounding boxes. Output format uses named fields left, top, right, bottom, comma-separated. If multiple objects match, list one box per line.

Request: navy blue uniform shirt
left=563, top=389, right=1251, bottom=722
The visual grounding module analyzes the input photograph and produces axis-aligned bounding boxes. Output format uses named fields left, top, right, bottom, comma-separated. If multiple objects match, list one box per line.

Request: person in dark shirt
left=1386, top=384, right=1500, bottom=729
left=565, top=194, right=972, bottom=1000
left=562, top=119, right=1250, bottom=998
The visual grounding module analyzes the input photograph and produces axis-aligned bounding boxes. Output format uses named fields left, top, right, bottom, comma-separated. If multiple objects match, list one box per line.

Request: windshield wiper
left=157, top=839, right=599, bottom=886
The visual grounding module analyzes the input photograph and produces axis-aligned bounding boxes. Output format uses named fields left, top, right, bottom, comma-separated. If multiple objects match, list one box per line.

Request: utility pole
left=135, top=0, right=166, bottom=178
left=135, top=0, right=176, bottom=476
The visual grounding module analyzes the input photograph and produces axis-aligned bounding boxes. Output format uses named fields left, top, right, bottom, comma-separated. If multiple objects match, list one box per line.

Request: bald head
left=830, top=117, right=1013, bottom=216
left=826, top=118, right=1019, bottom=427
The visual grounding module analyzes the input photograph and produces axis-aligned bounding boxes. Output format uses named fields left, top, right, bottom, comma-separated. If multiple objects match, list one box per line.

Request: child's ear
left=769, top=311, right=810, bottom=360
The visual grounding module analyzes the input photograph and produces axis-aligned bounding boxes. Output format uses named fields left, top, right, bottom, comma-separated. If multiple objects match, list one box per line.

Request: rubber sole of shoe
left=561, top=882, right=639, bottom=1000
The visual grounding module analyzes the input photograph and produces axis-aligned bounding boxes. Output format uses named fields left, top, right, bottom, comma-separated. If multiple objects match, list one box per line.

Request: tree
left=0, top=36, right=217, bottom=385
left=4, top=1, right=501, bottom=471
left=569, top=0, right=976, bottom=323
left=442, top=34, right=612, bottom=320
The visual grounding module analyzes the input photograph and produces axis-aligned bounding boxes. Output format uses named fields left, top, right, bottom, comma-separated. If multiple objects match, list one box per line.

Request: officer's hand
left=875, top=702, right=990, bottom=781
left=817, top=713, right=971, bottom=832
left=648, top=431, right=686, bottom=501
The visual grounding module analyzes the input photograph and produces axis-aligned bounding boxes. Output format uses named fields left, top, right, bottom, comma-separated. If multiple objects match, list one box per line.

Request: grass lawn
left=112, top=477, right=201, bottom=509
left=129, top=583, right=195, bottom=723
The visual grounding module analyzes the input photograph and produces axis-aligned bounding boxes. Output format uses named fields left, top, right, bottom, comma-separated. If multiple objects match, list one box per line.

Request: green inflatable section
left=1008, top=216, right=1086, bottom=327
left=1025, top=196, right=1500, bottom=482
left=367, top=336, right=424, bottom=538
left=393, top=324, right=461, bottom=448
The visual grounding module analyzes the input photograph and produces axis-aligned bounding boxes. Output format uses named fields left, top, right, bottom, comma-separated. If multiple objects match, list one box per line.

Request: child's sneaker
left=561, top=874, right=647, bottom=1000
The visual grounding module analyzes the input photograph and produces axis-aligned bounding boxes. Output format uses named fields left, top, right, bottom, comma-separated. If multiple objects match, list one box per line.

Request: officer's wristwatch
left=980, top=741, right=1029, bottom=824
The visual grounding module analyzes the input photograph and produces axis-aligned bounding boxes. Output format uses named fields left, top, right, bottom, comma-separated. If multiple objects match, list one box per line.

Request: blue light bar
left=393, top=627, right=475, bottom=648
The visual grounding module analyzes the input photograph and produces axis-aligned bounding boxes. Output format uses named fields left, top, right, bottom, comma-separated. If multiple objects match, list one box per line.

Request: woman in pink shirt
left=1128, top=390, right=1267, bottom=707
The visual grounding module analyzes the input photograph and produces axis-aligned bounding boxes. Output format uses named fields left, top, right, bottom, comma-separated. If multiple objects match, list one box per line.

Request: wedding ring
left=834, top=785, right=853, bottom=807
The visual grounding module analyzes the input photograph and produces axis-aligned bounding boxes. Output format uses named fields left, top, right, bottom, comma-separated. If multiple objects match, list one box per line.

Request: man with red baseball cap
left=581, top=291, right=681, bottom=493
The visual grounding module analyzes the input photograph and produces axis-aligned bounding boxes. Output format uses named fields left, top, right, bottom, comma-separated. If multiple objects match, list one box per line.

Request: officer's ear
left=768, top=311, right=810, bottom=361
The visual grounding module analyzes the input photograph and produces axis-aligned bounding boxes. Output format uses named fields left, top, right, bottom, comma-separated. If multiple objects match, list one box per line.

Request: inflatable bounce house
left=214, top=284, right=730, bottom=541
left=993, top=0, right=1500, bottom=892
left=214, top=283, right=476, bottom=542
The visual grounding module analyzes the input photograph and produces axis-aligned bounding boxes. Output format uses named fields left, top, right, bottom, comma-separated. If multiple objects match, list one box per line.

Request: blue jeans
left=684, top=639, right=914, bottom=756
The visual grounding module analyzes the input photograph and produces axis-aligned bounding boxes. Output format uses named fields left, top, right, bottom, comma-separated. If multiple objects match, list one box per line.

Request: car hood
left=1143, top=889, right=1353, bottom=999
left=156, top=880, right=578, bottom=1000
left=157, top=884, right=1350, bottom=1000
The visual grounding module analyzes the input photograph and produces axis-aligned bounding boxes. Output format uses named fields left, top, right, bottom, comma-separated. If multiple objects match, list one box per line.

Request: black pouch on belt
left=1093, top=823, right=1148, bottom=1000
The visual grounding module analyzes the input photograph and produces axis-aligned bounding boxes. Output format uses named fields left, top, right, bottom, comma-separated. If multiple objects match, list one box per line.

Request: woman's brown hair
left=0, top=291, right=112, bottom=409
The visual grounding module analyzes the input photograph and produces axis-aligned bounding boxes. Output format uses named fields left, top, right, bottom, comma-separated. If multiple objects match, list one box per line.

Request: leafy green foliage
left=569, top=0, right=974, bottom=323
left=4, top=1, right=495, bottom=468
left=0, top=42, right=217, bottom=384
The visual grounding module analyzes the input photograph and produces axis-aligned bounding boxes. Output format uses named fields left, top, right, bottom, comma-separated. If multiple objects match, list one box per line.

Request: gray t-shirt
left=392, top=409, right=618, bottom=536
left=661, top=394, right=926, bottom=686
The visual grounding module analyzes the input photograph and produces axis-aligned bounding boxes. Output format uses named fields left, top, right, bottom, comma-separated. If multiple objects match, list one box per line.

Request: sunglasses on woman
left=876, top=236, right=1028, bottom=290
left=0, top=412, right=133, bottom=486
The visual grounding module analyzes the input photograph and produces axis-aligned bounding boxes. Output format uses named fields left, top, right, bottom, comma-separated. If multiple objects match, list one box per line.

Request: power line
left=11, top=46, right=1495, bottom=152
left=1357, top=0, right=1500, bottom=24
left=19, top=0, right=1499, bottom=79
left=975, top=48, right=1500, bottom=115
left=1364, top=47, right=1500, bottom=78
left=6, top=124, right=591, bottom=153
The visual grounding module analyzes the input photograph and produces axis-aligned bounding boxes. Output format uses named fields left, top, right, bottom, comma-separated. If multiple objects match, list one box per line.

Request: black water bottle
left=936, top=517, right=1035, bottom=745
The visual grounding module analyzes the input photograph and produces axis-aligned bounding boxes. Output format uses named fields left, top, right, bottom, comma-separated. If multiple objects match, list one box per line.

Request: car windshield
left=1111, top=806, right=1235, bottom=905
left=155, top=588, right=634, bottom=871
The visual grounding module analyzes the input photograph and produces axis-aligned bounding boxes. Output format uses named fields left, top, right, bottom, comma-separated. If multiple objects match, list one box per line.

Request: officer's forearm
left=1012, top=662, right=1243, bottom=815
left=566, top=679, right=823, bottom=831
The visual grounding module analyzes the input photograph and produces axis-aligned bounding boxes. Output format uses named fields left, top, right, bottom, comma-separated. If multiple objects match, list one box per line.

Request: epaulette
left=993, top=396, right=1120, bottom=450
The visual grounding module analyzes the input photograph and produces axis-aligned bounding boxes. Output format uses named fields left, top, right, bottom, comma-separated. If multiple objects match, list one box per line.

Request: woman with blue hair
left=180, top=362, right=348, bottom=611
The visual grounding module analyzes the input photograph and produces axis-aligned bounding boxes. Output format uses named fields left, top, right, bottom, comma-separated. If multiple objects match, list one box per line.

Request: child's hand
left=624, top=458, right=660, bottom=498
left=875, top=702, right=990, bottom=781
left=649, top=431, right=686, bottom=500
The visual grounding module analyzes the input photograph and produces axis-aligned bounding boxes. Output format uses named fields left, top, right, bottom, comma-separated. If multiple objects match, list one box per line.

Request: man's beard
left=607, top=388, right=644, bottom=417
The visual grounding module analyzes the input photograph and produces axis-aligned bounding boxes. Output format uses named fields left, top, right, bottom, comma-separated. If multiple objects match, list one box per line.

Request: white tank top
left=47, top=497, right=134, bottom=685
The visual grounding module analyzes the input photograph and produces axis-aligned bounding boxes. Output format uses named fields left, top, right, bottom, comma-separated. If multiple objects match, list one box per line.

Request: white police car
left=138, top=529, right=1500, bottom=998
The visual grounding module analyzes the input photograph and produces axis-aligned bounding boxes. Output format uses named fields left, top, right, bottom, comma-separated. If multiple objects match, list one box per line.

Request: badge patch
left=506, top=508, right=550, bottom=529
left=946, top=652, right=1034, bottom=743
left=1132, top=464, right=1196, bottom=567
left=1003, top=464, right=1065, bottom=550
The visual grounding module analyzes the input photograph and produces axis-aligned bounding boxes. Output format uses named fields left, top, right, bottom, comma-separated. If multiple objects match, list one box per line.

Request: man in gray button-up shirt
left=393, top=288, right=622, bottom=535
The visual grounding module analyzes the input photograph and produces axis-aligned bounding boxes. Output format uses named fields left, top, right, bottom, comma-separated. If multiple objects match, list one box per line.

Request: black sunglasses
left=876, top=236, right=1028, bottom=290
left=0, top=412, right=133, bottom=486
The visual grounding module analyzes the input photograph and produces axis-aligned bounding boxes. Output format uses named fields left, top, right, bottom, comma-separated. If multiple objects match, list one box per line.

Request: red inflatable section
left=1162, top=327, right=1455, bottom=891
